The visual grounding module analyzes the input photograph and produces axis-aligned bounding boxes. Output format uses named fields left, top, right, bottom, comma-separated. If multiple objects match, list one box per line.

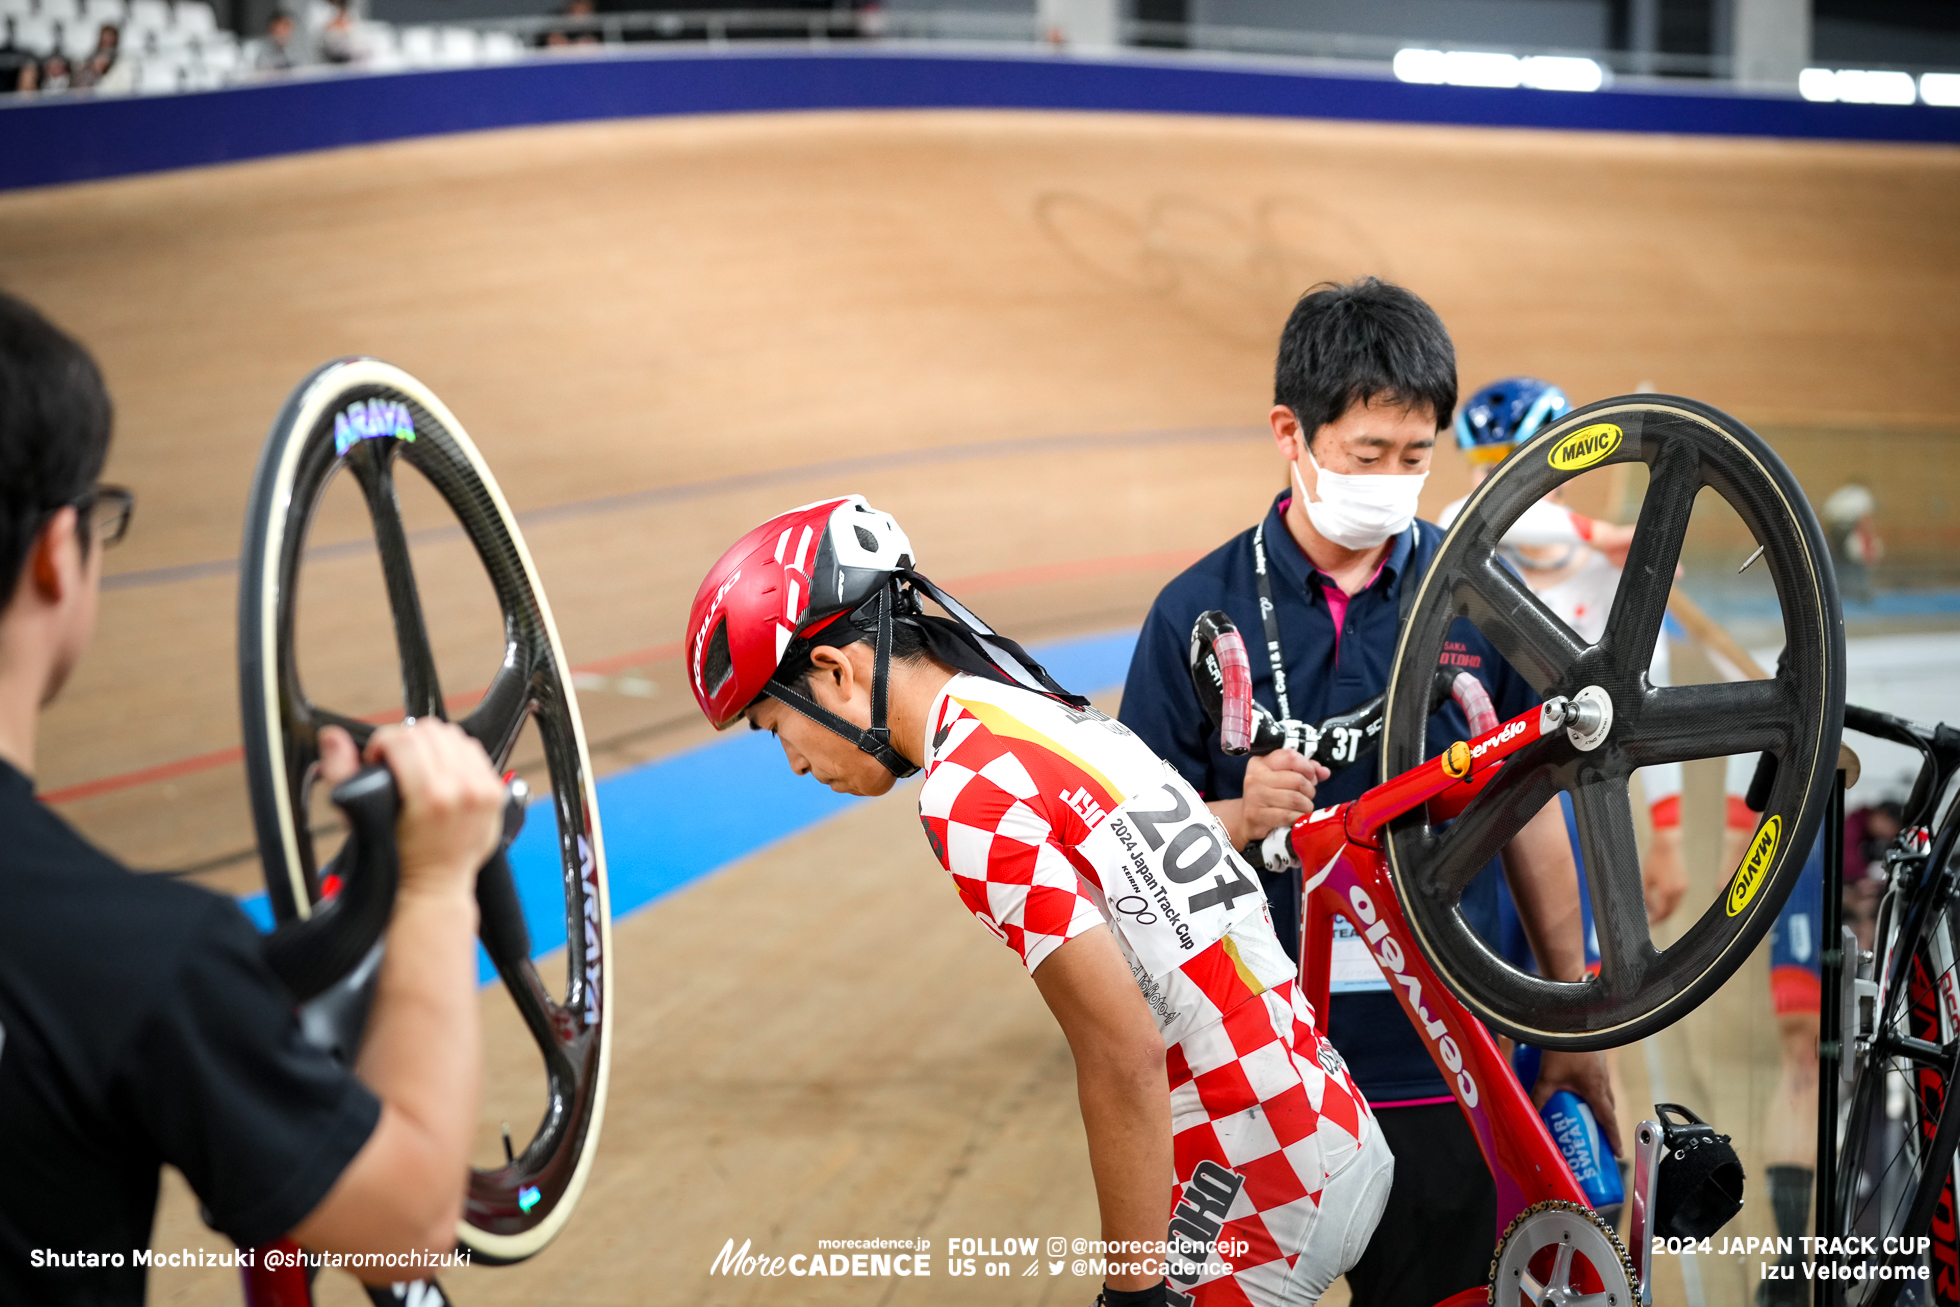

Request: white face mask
left=1293, top=445, right=1427, bottom=550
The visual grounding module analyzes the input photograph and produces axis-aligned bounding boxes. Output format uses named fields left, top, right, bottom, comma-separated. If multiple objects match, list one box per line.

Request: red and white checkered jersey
left=917, top=675, right=1373, bottom=1303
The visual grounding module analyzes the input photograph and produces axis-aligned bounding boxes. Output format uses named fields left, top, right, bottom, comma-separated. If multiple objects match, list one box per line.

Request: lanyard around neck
left=1251, top=519, right=1293, bottom=722
left=1252, top=517, right=1425, bottom=726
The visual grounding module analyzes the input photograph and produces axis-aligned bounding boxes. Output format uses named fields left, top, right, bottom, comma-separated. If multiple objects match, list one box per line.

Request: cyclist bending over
left=686, top=497, right=1393, bottom=1307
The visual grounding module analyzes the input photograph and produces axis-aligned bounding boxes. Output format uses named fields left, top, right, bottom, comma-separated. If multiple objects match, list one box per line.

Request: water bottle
left=1541, top=1090, right=1625, bottom=1210
left=1513, top=1046, right=1624, bottom=1211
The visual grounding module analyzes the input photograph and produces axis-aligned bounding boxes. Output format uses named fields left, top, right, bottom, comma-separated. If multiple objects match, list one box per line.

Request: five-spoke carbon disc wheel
left=1383, top=396, right=1844, bottom=1049
left=239, top=358, right=613, bottom=1263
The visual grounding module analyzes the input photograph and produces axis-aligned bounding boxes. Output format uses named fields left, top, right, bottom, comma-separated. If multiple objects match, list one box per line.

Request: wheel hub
left=1566, top=685, right=1613, bottom=752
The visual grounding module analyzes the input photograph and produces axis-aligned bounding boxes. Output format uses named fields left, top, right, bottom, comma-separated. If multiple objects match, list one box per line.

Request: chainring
left=1489, top=1199, right=1637, bottom=1307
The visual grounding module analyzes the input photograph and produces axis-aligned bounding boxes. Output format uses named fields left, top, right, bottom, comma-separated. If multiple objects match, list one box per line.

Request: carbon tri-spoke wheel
left=239, top=358, right=612, bottom=1263
left=1835, top=835, right=1960, bottom=1307
left=1383, top=396, right=1844, bottom=1048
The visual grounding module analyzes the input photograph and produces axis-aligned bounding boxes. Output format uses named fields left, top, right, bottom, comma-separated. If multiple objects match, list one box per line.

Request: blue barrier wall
left=3, top=48, right=1957, bottom=191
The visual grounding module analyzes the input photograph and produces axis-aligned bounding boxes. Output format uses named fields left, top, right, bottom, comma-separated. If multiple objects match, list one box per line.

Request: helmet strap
left=761, top=586, right=919, bottom=779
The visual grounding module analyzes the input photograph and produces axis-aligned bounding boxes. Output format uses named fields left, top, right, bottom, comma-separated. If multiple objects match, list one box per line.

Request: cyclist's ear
left=805, top=644, right=859, bottom=706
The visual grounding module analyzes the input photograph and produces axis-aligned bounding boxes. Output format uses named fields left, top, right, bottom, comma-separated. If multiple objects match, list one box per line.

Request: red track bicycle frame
left=1288, top=701, right=1591, bottom=1231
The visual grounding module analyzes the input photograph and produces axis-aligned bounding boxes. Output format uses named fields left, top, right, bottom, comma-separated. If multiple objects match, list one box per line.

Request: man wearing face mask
left=1120, top=278, right=1614, bottom=1307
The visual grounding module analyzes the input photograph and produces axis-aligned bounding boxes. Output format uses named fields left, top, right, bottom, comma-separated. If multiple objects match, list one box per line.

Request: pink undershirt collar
left=1278, top=495, right=1388, bottom=662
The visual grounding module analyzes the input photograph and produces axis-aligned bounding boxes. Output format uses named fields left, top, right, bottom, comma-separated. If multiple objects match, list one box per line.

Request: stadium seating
left=58, top=17, right=97, bottom=57
left=5, top=0, right=531, bottom=96
left=433, top=24, right=476, bottom=65
left=12, top=12, right=56, bottom=53
left=124, top=0, right=168, bottom=36
left=131, top=54, right=176, bottom=90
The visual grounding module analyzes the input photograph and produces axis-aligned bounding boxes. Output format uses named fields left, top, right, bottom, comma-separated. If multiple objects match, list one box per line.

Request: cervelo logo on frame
left=1346, top=885, right=1478, bottom=1107
left=333, top=396, right=416, bottom=457
left=1546, top=422, right=1622, bottom=472
left=1726, top=814, right=1780, bottom=917
left=1471, top=719, right=1526, bottom=759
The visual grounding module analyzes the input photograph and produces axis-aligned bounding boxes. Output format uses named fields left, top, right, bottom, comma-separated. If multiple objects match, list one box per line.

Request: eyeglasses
left=75, top=484, right=135, bottom=549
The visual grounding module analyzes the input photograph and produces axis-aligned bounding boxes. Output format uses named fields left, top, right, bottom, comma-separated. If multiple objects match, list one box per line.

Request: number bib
left=1079, top=770, right=1268, bottom=979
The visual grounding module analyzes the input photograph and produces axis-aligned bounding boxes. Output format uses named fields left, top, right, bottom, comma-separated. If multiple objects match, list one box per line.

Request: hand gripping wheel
left=1383, top=396, right=1844, bottom=1048
left=239, top=358, right=613, bottom=1264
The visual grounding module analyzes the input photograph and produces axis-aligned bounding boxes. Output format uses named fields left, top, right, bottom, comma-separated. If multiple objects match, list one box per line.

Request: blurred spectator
left=1, top=45, right=34, bottom=94
left=1849, top=799, right=1904, bottom=873
left=251, top=12, right=300, bottom=70
left=317, top=0, right=359, bottom=63
left=36, top=53, right=73, bottom=92
left=1822, top=481, right=1882, bottom=603
left=543, top=0, right=599, bottom=47
left=72, top=25, right=131, bottom=93
left=1842, top=800, right=1903, bottom=953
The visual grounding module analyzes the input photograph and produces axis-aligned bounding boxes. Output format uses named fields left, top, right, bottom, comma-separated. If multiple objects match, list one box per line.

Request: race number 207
left=1127, top=783, right=1260, bottom=914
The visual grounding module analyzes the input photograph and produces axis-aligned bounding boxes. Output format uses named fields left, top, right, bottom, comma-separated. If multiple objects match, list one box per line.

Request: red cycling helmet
left=686, top=496, right=918, bottom=772
left=687, top=495, right=1085, bottom=779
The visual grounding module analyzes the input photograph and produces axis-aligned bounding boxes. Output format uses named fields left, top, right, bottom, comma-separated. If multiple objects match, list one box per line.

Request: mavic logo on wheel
left=1547, top=423, right=1622, bottom=472
left=1726, top=815, right=1780, bottom=917
left=333, top=398, right=416, bottom=456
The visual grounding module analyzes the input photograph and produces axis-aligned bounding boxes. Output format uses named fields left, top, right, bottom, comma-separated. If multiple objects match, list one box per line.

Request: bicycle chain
left=1486, top=1198, right=1637, bottom=1306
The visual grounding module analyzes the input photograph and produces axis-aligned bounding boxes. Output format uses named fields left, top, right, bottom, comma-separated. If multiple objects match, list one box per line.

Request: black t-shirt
left=0, top=760, right=380, bottom=1305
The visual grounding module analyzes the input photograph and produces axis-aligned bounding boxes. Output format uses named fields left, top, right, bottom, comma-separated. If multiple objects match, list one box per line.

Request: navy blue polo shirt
left=1119, top=492, right=1539, bottom=1102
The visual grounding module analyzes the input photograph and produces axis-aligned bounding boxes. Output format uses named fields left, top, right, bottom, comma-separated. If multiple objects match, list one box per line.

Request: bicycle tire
left=238, top=358, right=613, bottom=1264
left=1834, top=826, right=1960, bottom=1307
left=1382, top=396, right=1844, bottom=1048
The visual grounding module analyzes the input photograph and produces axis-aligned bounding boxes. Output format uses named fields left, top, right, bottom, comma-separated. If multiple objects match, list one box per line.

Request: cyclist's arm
left=1032, top=928, right=1172, bottom=1293
left=289, top=724, right=502, bottom=1279
left=922, top=743, right=1169, bottom=1291
left=1500, top=800, right=1586, bottom=982
left=1500, top=801, right=1621, bottom=1144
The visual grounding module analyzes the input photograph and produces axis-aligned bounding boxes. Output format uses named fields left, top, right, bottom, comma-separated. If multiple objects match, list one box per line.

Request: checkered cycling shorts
left=1163, top=980, right=1371, bottom=1307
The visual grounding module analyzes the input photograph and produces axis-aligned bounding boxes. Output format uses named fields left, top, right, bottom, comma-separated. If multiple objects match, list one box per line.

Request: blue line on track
left=238, top=627, right=1140, bottom=983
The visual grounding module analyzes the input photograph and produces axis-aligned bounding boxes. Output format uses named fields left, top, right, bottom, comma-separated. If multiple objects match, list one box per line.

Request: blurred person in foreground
left=0, top=291, right=505, bottom=1304
left=1120, top=280, right=1614, bottom=1307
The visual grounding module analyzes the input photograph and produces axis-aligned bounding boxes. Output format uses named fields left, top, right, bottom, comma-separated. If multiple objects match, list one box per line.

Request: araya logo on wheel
left=1726, top=815, right=1780, bottom=917
left=578, top=832, right=603, bottom=1024
left=1547, top=423, right=1622, bottom=472
left=333, top=397, right=417, bottom=456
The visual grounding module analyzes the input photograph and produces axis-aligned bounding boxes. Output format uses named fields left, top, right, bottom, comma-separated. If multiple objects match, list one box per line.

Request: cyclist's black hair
left=772, top=610, right=931, bottom=693
left=1273, top=277, right=1456, bottom=451
left=0, top=291, right=113, bottom=604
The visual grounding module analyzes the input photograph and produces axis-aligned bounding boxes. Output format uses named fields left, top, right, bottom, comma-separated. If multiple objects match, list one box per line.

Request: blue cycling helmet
left=1454, top=377, right=1569, bottom=466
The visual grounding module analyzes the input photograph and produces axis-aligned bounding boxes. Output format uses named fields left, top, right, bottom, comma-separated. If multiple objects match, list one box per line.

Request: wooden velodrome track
left=3, top=107, right=1958, bottom=1305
